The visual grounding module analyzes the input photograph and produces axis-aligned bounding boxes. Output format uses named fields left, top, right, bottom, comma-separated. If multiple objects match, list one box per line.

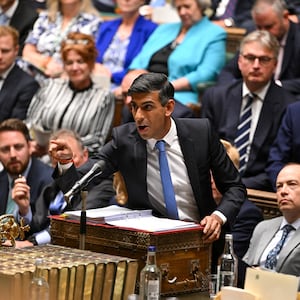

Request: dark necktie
left=234, top=94, right=254, bottom=174
left=221, top=0, right=237, bottom=19
left=155, top=140, right=179, bottom=219
left=264, top=224, right=295, bottom=270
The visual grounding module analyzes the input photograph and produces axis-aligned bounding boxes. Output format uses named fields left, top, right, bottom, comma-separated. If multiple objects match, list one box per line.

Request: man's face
left=0, top=34, right=18, bottom=74
left=238, top=41, right=277, bottom=90
left=0, top=0, right=15, bottom=10
left=0, top=131, right=31, bottom=177
left=130, top=91, right=174, bottom=140
left=253, top=5, right=289, bottom=41
left=276, top=164, right=300, bottom=221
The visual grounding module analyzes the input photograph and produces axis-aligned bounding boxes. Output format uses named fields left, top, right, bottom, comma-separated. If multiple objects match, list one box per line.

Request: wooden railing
left=247, top=188, right=281, bottom=219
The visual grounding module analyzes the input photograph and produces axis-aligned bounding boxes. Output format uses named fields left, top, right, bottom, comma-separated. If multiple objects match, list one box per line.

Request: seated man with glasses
left=201, top=30, right=297, bottom=192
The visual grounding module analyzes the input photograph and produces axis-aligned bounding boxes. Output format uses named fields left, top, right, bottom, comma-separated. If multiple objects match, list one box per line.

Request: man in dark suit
left=201, top=30, right=296, bottom=191
left=266, top=102, right=300, bottom=191
left=49, top=72, right=247, bottom=244
left=210, top=0, right=255, bottom=30
left=243, top=163, right=300, bottom=287
left=11, top=129, right=115, bottom=247
left=0, top=0, right=38, bottom=54
left=217, top=0, right=300, bottom=100
left=0, top=25, right=39, bottom=122
left=0, top=118, right=53, bottom=218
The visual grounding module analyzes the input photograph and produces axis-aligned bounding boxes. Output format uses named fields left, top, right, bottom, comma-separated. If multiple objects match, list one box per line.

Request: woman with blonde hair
left=21, top=0, right=101, bottom=78
left=26, top=32, right=115, bottom=158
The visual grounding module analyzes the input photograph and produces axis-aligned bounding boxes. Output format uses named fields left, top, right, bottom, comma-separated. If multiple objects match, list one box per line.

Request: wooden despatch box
left=0, top=244, right=138, bottom=300
left=50, top=216, right=211, bottom=296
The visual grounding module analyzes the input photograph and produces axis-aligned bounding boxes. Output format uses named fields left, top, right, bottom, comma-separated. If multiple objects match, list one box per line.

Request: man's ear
left=165, top=98, right=175, bottom=117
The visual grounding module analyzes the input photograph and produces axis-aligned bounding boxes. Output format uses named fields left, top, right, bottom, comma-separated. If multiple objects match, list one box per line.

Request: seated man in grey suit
left=0, top=25, right=39, bottom=122
left=243, top=163, right=300, bottom=289
left=201, top=30, right=296, bottom=191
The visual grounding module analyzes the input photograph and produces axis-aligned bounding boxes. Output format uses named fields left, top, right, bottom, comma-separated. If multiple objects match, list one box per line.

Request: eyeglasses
left=64, top=39, right=89, bottom=45
left=240, top=54, right=275, bottom=65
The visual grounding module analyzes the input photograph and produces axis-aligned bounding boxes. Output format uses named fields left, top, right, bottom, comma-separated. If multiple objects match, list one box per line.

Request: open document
left=63, top=205, right=200, bottom=232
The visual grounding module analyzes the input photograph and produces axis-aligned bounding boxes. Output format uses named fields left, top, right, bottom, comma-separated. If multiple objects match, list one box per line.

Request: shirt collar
left=281, top=217, right=300, bottom=231
left=242, top=81, right=271, bottom=102
left=0, top=0, right=18, bottom=18
left=147, top=118, right=177, bottom=150
left=0, top=62, right=15, bottom=80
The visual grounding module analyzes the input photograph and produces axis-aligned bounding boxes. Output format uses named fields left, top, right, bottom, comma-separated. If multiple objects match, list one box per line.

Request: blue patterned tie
left=264, top=224, right=295, bottom=270
left=155, top=140, right=179, bottom=219
left=234, top=94, right=254, bottom=174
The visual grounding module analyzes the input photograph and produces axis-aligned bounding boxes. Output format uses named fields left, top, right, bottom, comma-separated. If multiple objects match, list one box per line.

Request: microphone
left=64, top=160, right=105, bottom=203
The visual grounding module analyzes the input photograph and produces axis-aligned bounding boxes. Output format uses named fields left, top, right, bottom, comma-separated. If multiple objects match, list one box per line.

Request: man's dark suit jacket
left=29, top=159, right=115, bottom=235
left=0, top=157, right=53, bottom=215
left=217, top=21, right=300, bottom=99
left=89, top=118, right=246, bottom=228
left=9, top=0, right=38, bottom=55
left=266, top=101, right=300, bottom=190
left=210, top=0, right=255, bottom=30
left=0, top=64, right=39, bottom=122
left=201, top=80, right=296, bottom=191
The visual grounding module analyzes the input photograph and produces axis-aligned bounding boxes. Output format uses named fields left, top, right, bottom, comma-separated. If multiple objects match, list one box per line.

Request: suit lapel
left=254, top=219, right=281, bottom=264
left=280, top=22, right=294, bottom=77
left=277, top=227, right=300, bottom=271
left=0, top=172, right=9, bottom=214
left=247, top=82, right=279, bottom=168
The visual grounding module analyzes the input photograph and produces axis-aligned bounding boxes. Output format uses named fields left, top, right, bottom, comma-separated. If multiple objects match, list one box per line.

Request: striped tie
left=221, top=0, right=237, bottom=19
left=234, top=94, right=254, bottom=174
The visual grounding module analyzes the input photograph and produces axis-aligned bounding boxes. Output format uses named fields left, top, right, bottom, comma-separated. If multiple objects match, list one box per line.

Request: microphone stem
left=79, top=190, right=87, bottom=250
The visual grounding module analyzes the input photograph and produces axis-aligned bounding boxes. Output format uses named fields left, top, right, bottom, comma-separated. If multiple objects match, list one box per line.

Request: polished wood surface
left=162, top=292, right=210, bottom=299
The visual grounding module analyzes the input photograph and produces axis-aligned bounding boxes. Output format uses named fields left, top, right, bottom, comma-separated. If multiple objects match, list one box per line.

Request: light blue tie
left=265, top=224, right=295, bottom=270
left=234, top=94, right=254, bottom=174
left=155, top=140, right=179, bottom=219
left=0, top=13, right=9, bottom=25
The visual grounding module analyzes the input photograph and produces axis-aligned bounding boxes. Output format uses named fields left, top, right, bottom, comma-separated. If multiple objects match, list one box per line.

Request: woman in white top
left=22, top=0, right=101, bottom=78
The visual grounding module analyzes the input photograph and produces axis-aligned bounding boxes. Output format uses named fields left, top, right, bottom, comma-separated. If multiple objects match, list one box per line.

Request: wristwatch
left=224, top=18, right=235, bottom=27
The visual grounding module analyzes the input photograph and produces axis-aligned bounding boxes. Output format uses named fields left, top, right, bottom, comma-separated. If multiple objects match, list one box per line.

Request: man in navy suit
left=0, top=0, right=38, bottom=54
left=267, top=101, right=300, bottom=191
left=0, top=25, right=39, bottom=122
left=201, top=30, right=296, bottom=191
left=217, top=0, right=300, bottom=100
left=48, top=72, right=247, bottom=244
left=0, top=118, right=53, bottom=218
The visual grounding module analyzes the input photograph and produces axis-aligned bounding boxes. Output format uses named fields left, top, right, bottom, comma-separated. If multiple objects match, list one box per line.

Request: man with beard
left=0, top=118, right=53, bottom=217
left=201, top=30, right=296, bottom=191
